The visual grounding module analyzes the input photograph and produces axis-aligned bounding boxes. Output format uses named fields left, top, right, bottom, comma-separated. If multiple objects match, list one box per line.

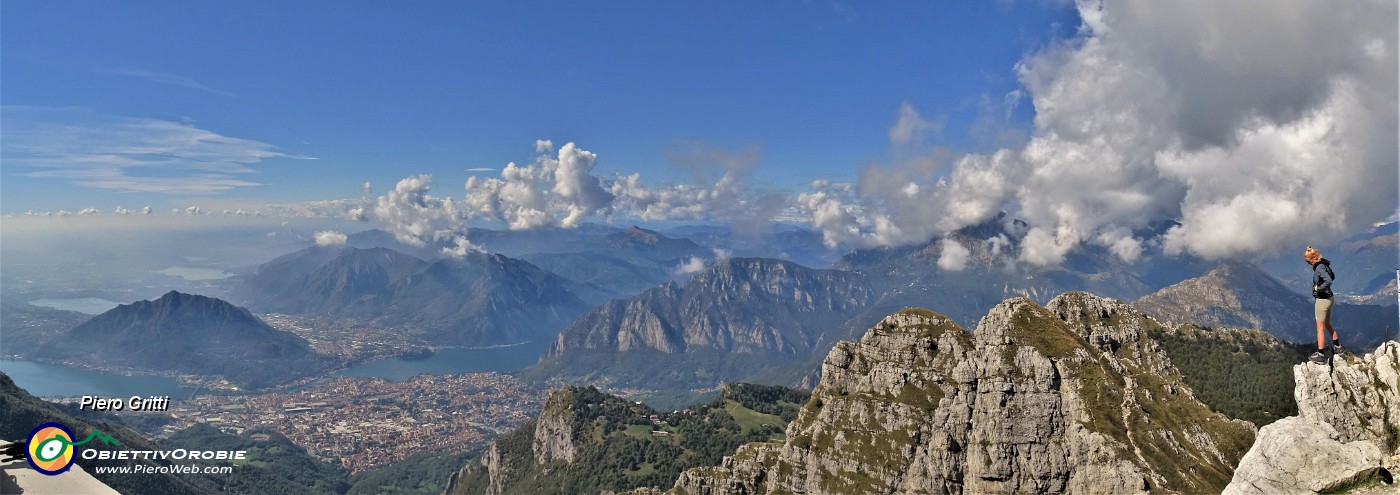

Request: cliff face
left=1224, top=343, right=1400, bottom=494
left=645, top=293, right=1257, bottom=494
left=525, top=258, right=877, bottom=393
left=532, top=390, right=580, bottom=465
left=550, top=258, right=875, bottom=357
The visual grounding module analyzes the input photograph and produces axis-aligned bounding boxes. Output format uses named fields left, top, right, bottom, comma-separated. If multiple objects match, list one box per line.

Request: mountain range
left=37, top=291, right=330, bottom=389
left=240, top=246, right=589, bottom=346
left=520, top=212, right=1396, bottom=400
left=517, top=226, right=713, bottom=302
left=465, top=292, right=1328, bottom=494
left=525, top=258, right=877, bottom=392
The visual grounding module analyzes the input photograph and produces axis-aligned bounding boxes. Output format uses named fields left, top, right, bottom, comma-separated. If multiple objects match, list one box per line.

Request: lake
left=335, top=341, right=551, bottom=381
left=0, top=341, right=551, bottom=397
left=158, top=267, right=234, bottom=280
left=27, top=297, right=122, bottom=315
left=0, top=360, right=191, bottom=398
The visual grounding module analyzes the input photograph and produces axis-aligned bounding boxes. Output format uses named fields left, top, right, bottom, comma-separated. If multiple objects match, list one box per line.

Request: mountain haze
left=241, top=245, right=588, bottom=346
left=520, top=226, right=712, bottom=301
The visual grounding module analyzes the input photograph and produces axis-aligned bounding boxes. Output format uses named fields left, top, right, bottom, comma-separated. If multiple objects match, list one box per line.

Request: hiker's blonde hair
left=1304, top=246, right=1322, bottom=264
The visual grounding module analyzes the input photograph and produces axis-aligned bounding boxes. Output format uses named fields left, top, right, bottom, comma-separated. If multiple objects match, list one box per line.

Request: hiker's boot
left=1309, top=351, right=1327, bottom=364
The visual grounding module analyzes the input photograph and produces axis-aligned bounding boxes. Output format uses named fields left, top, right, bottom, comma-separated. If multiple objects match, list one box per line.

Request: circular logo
left=27, top=422, right=76, bottom=475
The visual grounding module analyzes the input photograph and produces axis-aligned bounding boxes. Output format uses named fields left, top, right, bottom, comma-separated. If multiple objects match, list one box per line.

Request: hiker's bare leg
left=1316, top=319, right=1327, bottom=351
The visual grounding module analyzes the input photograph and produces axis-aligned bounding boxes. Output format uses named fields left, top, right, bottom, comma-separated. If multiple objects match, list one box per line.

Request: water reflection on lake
left=158, top=267, right=234, bottom=280
left=335, top=341, right=550, bottom=381
left=0, top=360, right=191, bottom=398
left=26, top=297, right=122, bottom=315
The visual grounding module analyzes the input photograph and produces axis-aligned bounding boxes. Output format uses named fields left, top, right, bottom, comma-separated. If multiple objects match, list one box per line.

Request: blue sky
left=1, top=1, right=1076, bottom=213
left=4, top=1, right=1394, bottom=264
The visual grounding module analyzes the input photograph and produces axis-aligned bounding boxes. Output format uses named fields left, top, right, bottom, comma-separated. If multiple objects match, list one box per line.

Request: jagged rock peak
left=641, top=292, right=1256, bottom=495
left=533, top=388, right=582, bottom=465
left=1225, top=342, right=1400, bottom=494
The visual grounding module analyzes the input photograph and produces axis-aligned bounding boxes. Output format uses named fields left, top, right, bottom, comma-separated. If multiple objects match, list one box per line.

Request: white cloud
left=313, top=230, right=348, bottom=246
left=887, top=102, right=942, bottom=147
left=1, top=107, right=312, bottom=194
left=94, top=67, right=233, bottom=96
left=936, top=239, right=971, bottom=271
left=372, top=175, right=466, bottom=247
left=797, top=0, right=1397, bottom=263
left=1097, top=228, right=1143, bottom=263
left=441, top=235, right=482, bottom=258
left=1018, top=226, right=1075, bottom=266
left=550, top=142, right=615, bottom=227
left=672, top=256, right=707, bottom=276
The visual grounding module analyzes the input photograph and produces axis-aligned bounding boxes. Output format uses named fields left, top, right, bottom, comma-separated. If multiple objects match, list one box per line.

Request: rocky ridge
left=1224, top=342, right=1400, bottom=494
left=631, top=292, right=1257, bottom=494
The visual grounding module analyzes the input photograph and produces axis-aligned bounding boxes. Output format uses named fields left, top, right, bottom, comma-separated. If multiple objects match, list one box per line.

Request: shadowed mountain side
left=37, top=291, right=330, bottom=389
left=239, top=246, right=589, bottom=347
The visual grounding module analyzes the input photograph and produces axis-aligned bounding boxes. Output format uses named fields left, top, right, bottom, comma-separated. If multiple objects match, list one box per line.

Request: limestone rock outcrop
left=1224, top=342, right=1400, bottom=494
left=647, top=292, right=1256, bottom=494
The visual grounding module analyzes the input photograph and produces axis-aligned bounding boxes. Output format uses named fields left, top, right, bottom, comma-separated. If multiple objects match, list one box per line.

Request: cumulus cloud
left=798, top=0, right=1397, bottom=263
left=361, top=140, right=786, bottom=240
left=937, top=239, right=971, bottom=271
left=373, top=175, right=466, bottom=247
left=441, top=235, right=481, bottom=258
left=314, top=230, right=348, bottom=246
left=550, top=142, right=616, bottom=227
left=672, top=255, right=707, bottom=276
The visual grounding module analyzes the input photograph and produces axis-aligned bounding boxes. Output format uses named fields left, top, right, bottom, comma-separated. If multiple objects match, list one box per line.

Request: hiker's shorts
left=1315, top=297, right=1333, bottom=322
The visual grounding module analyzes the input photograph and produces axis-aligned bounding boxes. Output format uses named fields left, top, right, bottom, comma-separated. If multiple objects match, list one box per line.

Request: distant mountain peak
left=39, top=292, right=328, bottom=389
left=614, top=225, right=665, bottom=244
left=1134, top=260, right=1395, bottom=348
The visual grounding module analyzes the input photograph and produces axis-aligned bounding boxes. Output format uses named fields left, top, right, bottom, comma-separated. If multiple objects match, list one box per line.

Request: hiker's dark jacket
left=1312, top=258, right=1334, bottom=299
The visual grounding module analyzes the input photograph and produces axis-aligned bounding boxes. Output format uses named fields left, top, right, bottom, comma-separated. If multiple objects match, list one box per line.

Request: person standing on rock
left=1306, top=246, right=1342, bottom=364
